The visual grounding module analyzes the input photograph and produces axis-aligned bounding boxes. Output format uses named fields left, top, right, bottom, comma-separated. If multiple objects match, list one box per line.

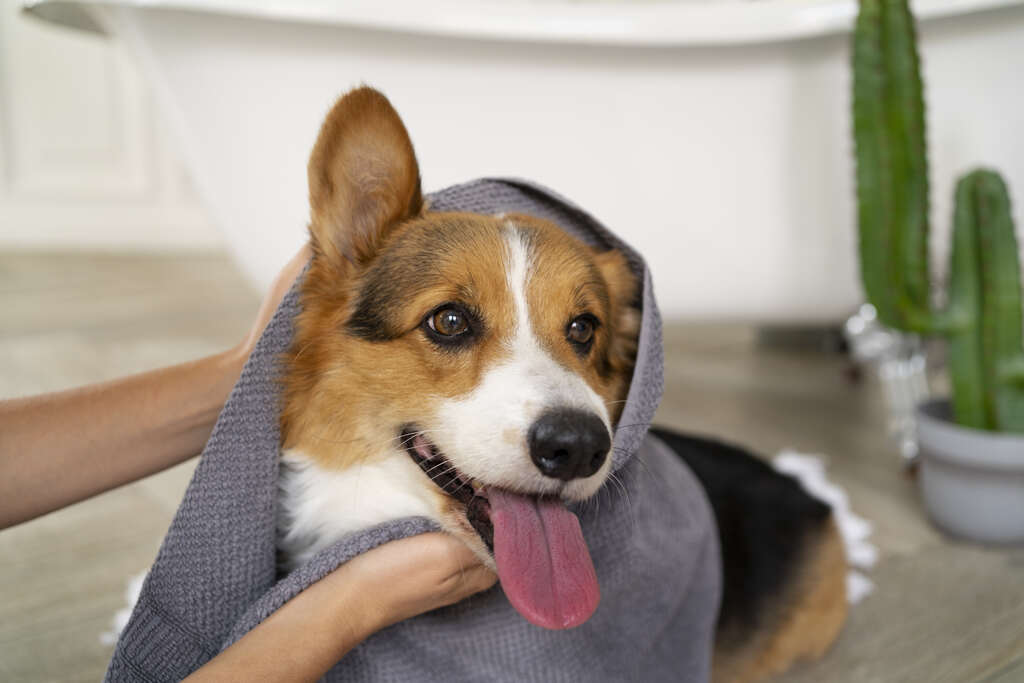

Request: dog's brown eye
left=567, top=316, right=595, bottom=346
left=430, top=308, right=469, bottom=336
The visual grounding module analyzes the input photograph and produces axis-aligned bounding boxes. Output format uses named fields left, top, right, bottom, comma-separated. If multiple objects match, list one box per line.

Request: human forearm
left=0, top=346, right=245, bottom=528
left=0, top=247, right=310, bottom=530
left=184, top=556, right=379, bottom=683
left=184, top=533, right=496, bottom=683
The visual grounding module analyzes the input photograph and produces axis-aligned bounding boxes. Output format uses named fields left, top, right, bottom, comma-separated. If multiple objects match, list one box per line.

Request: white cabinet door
left=0, top=0, right=218, bottom=248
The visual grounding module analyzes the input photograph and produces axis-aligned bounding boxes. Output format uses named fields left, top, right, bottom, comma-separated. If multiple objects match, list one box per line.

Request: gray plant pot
left=916, top=399, right=1024, bottom=544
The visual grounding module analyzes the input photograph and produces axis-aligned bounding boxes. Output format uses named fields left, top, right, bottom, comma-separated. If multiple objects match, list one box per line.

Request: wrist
left=221, top=343, right=249, bottom=387
left=322, top=561, right=391, bottom=642
left=200, top=346, right=247, bottom=422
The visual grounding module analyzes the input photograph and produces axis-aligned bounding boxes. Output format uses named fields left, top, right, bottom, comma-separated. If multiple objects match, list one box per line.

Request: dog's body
left=654, top=430, right=848, bottom=682
left=277, top=86, right=846, bottom=680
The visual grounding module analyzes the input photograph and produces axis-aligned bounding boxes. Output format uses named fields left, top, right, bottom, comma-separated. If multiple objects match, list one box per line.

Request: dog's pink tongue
left=487, top=488, right=599, bottom=630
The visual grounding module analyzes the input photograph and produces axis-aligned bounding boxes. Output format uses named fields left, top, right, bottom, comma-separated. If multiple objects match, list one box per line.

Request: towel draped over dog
left=105, top=179, right=721, bottom=682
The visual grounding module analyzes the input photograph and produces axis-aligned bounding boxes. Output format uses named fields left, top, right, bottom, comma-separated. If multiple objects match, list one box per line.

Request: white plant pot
left=916, top=399, right=1024, bottom=544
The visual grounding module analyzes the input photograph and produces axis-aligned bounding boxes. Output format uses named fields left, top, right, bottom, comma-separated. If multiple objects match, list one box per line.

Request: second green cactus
left=852, top=0, right=1024, bottom=432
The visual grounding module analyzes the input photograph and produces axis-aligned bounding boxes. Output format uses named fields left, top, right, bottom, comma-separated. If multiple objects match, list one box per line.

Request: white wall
left=0, top=0, right=219, bottom=250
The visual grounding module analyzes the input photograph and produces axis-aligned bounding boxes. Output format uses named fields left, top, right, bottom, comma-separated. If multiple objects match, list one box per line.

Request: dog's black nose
left=528, top=409, right=610, bottom=481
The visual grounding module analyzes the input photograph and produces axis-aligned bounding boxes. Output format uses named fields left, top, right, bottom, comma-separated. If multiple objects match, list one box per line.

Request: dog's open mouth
left=401, top=428, right=495, bottom=551
left=401, top=427, right=600, bottom=630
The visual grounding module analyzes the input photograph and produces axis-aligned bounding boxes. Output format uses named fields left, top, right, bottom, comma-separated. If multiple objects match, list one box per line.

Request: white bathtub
left=25, top=0, right=1024, bottom=321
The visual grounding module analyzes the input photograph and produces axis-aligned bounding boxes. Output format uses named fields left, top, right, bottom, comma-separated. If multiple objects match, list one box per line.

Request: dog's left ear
left=594, top=249, right=638, bottom=320
left=307, top=86, right=423, bottom=266
left=595, top=249, right=640, bottom=394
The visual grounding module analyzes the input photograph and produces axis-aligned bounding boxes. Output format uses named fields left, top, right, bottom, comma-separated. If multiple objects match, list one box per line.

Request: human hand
left=328, top=532, right=498, bottom=632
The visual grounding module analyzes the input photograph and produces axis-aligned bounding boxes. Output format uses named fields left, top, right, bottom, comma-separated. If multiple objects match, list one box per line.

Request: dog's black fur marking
left=346, top=217, right=478, bottom=342
left=346, top=287, right=402, bottom=341
left=650, top=427, right=832, bottom=636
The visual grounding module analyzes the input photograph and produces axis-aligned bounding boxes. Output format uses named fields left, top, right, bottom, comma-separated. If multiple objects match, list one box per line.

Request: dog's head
left=282, top=87, right=638, bottom=629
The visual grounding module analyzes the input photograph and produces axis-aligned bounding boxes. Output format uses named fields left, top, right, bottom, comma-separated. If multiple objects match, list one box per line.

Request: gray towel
left=105, top=178, right=721, bottom=682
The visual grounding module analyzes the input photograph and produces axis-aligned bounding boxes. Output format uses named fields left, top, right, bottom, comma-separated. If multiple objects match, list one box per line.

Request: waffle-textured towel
left=106, top=178, right=721, bottom=682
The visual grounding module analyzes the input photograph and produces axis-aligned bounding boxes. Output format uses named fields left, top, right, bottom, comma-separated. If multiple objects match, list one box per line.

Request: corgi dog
left=277, top=87, right=847, bottom=680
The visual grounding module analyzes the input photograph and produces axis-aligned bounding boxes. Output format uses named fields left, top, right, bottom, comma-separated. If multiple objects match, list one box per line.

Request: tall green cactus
left=852, top=0, right=1024, bottom=432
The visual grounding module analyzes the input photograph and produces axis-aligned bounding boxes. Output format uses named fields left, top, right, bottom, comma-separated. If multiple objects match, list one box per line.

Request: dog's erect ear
left=594, top=248, right=640, bottom=411
left=594, top=249, right=638, bottom=319
left=307, top=87, right=423, bottom=265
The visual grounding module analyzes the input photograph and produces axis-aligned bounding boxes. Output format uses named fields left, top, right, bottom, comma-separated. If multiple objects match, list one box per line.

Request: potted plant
left=852, top=0, right=1024, bottom=542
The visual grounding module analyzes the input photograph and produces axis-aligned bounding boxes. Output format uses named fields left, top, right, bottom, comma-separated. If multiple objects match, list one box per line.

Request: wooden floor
left=1, top=251, right=1022, bottom=682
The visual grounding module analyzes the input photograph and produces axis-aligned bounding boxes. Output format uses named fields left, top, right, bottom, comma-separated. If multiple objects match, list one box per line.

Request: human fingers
left=349, top=533, right=497, bottom=628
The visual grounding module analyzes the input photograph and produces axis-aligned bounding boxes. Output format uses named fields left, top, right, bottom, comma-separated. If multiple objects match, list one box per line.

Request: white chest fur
left=276, top=448, right=440, bottom=569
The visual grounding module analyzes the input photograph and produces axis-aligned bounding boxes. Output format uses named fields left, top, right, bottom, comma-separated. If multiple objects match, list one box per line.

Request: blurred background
left=1, top=0, right=1023, bottom=680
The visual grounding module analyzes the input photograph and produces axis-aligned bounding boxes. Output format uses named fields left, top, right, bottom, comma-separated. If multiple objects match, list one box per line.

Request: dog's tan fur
left=713, top=519, right=848, bottom=683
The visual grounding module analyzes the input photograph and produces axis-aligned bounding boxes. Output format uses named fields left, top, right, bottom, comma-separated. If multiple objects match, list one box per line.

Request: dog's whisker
left=606, top=471, right=637, bottom=536
left=425, top=463, right=461, bottom=479
left=588, top=483, right=602, bottom=521
left=634, top=453, right=654, bottom=474
left=613, top=423, right=653, bottom=431
left=303, top=427, right=449, bottom=451
left=423, top=459, right=453, bottom=475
